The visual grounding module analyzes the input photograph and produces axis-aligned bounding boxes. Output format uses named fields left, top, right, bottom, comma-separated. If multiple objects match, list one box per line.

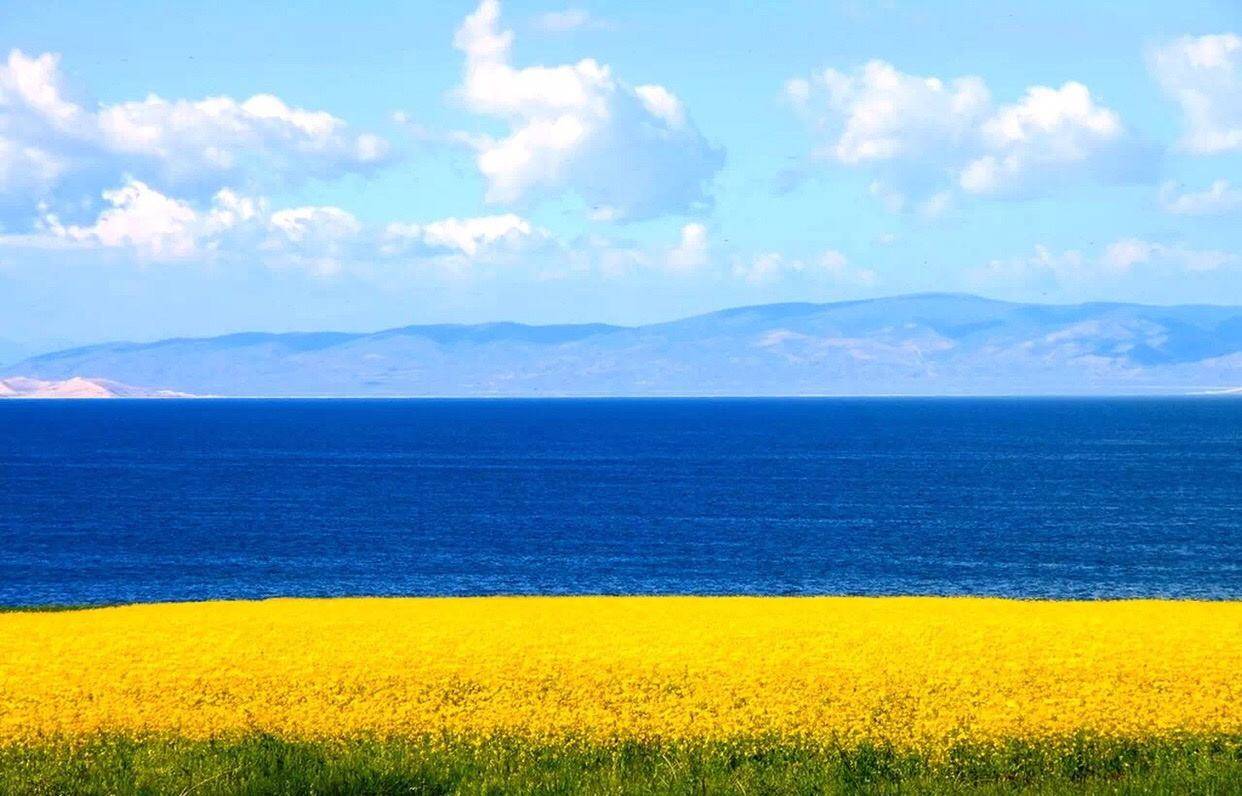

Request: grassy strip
left=1, top=735, right=1239, bottom=795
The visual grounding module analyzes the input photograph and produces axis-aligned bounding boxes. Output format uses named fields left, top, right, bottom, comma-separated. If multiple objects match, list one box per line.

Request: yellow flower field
left=1, top=597, right=1239, bottom=752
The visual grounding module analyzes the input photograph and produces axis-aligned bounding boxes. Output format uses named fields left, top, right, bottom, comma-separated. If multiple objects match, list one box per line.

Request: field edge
left=3, top=733, right=1240, bottom=795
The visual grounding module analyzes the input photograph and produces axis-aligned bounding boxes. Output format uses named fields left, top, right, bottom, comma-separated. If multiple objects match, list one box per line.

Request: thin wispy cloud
left=533, top=8, right=612, bottom=33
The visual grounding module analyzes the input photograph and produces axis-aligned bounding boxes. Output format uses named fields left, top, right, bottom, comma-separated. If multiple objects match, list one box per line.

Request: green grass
left=0, top=603, right=105, bottom=613
left=1, top=736, right=1239, bottom=795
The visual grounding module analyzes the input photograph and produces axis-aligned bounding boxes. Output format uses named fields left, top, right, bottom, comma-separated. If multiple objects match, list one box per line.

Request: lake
left=1, top=398, right=1239, bottom=604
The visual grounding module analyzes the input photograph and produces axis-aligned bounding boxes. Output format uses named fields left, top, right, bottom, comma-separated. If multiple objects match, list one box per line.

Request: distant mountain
left=5, top=294, right=1241, bottom=396
left=0, top=376, right=193, bottom=399
left=0, top=338, right=78, bottom=369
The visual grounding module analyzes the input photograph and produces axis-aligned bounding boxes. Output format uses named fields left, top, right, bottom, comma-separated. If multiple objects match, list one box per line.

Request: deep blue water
left=1, top=398, right=1240, bottom=605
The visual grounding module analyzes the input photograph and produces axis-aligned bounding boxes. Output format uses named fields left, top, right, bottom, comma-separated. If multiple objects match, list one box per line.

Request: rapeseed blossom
left=0, top=597, right=1238, bottom=751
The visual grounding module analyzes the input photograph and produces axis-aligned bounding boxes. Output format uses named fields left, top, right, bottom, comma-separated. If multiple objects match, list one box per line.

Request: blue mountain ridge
left=7, top=294, right=1241, bottom=396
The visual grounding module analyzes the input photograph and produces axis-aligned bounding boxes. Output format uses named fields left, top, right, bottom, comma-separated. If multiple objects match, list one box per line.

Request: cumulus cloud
left=453, top=0, right=722, bottom=220
left=383, top=214, right=543, bottom=258
left=33, top=178, right=360, bottom=271
left=263, top=205, right=365, bottom=274
left=1149, top=33, right=1242, bottom=154
left=17, top=178, right=552, bottom=276
left=785, top=61, right=989, bottom=166
left=959, top=82, right=1124, bottom=196
left=785, top=60, right=1138, bottom=204
left=97, top=93, right=389, bottom=187
left=0, top=49, right=390, bottom=206
left=268, top=206, right=362, bottom=245
left=1159, top=179, right=1242, bottom=215
left=0, top=52, right=80, bottom=196
left=40, top=179, right=200, bottom=259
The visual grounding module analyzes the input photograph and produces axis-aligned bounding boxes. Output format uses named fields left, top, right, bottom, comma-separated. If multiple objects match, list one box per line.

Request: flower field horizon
left=2, top=596, right=1239, bottom=752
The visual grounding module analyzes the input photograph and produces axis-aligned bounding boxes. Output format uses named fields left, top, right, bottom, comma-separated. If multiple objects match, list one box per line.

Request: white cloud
left=1102, top=238, right=1236, bottom=273
left=665, top=222, right=709, bottom=271
left=268, top=206, right=361, bottom=242
left=976, top=244, right=1086, bottom=285
left=0, top=49, right=390, bottom=205
left=976, top=239, right=1236, bottom=292
left=960, top=82, right=1123, bottom=196
left=30, top=179, right=364, bottom=271
left=97, top=93, right=389, bottom=185
left=39, top=179, right=200, bottom=260
left=533, top=9, right=609, bottom=33
left=1100, top=238, right=1157, bottom=272
left=786, top=60, right=1133, bottom=203
left=23, top=180, right=548, bottom=274
left=205, top=188, right=266, bottom=231
left=0, top=51, right=80, bottom=195
left=8, top=176, right=883, bottom=293
left=268, top=206, right=362, bottom=244
left=453, top=0, right=722, bottom=220
left=568, top=225, right=876, bottom=286
left=8, top=180, right=723, bottom=282
left=420, top=214, right=534, bottom=255
left=259, top=205, right=363, bottom=276
left=1159, top=178, right=1242, bottom=215
left=383, top=213, right=540, bottom=257
left=633, top=84, right=687, bottom=129
left=1149, top=33, right=1242, bottom=154
left=786, top=60, right=989, bottom=166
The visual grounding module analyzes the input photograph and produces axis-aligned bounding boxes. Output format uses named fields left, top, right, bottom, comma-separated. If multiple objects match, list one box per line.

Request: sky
left=1, top=0, right=1240, bottom=347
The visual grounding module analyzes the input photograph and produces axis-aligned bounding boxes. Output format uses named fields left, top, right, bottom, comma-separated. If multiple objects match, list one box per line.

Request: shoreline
left=5, top=592, right=1242, bottom=613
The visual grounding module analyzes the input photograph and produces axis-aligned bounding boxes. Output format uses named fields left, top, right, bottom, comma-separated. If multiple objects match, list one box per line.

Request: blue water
left=1, top=398, right=1240, bottom=605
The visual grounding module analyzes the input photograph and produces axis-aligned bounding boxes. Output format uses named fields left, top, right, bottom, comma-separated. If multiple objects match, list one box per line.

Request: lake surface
left=1, top=398, right=1239, bottom=604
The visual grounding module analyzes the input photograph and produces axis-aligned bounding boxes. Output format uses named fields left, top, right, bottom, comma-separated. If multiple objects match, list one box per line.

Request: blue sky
left=1, top=0, right=1240, bottom=346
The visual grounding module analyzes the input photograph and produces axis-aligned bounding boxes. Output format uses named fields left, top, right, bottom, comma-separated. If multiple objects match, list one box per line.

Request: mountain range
left=5, top=294, right=1241, bottom=396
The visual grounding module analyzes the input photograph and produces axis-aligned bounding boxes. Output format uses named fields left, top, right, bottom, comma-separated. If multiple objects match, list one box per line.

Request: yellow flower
left=0, top=597, right=1238, bottom=752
